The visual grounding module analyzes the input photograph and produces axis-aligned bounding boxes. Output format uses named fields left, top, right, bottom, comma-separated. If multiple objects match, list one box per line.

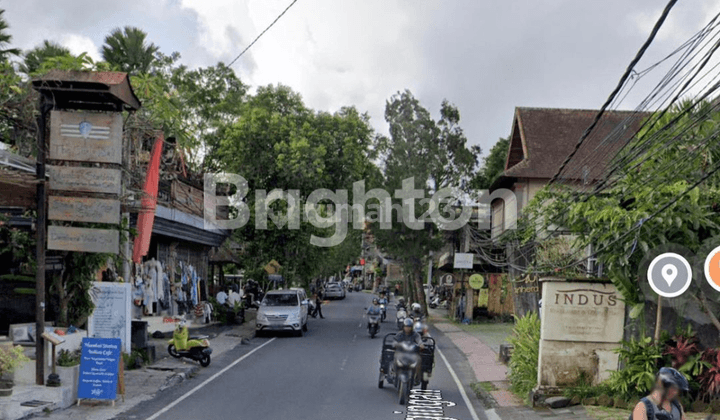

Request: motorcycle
left=367, top=312, right=381, bottom=338
left=355, top=283, right=362, bottom=292
left=378, top=336, right=422, bottom=405
left=380, top=303, right=387, bottom=322
left=167, top=320, right=212, bottom=367
left=429, top=295, right=440, bottom=309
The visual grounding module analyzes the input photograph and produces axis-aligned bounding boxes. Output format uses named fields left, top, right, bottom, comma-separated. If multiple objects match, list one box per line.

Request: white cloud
left=60, top=34, right=101, bottom=61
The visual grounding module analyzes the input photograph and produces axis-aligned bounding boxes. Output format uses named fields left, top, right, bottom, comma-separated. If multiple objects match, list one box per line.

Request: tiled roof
left=503, top=107, right=649, bottom=181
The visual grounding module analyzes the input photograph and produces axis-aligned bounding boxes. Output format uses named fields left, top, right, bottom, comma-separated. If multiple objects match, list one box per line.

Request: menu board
left=77, top=337, right=121, bottom=401
left=87, top=282, right=131, bottom=353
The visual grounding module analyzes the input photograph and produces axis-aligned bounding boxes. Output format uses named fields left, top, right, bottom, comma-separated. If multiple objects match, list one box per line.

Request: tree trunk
left=413, top=262, right=424, bottom=310
left=415, top=265, right=428, bottom=315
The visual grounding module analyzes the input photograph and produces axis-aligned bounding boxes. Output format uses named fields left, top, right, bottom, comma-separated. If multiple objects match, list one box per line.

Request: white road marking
left=437, top=347, right=481, bottom=420
left=146, top=338, right=277, bottom=420
left=352, top=333, right=357, bottom=343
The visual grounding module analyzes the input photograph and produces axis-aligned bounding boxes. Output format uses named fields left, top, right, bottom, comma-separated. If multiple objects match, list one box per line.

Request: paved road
left=115, top=292, right=486, bottom=420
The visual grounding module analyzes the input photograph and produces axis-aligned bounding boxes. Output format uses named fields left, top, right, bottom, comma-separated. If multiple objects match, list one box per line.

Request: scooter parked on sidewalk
left=167, top=319, right=213, bottom=367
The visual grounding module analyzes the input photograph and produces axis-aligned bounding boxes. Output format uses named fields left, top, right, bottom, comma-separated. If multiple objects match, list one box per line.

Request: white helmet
left=411, top=302, right=421, bottom=313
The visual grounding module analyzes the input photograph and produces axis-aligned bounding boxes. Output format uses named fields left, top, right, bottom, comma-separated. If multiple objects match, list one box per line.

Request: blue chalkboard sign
left=77, top=337, right=121, bottom=401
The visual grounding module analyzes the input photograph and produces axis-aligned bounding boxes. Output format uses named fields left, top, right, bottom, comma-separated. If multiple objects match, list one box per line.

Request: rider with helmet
left=395, top=318, right=424, bottom=348
left=630, top=367, right=688, bottom=420
left=410, top=302, right=423, bottom=320
left=367, top=298, right=382, bottom=316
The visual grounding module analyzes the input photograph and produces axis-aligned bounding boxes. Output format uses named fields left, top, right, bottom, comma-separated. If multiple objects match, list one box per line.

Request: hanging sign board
left=469, top=274, right=485, bottom=290
left=49, top=111, right=123, bottom=164
left=77, top=337, right=121, bottom=401
left=453, top=253, right=474, bottom=269
left=87, top=282, right=131, bottom=353
left=49, top=196, right=120, bottom=224
left=48, top=166, right=122, bottom=195
left=48, top=226, right=119, bottom=254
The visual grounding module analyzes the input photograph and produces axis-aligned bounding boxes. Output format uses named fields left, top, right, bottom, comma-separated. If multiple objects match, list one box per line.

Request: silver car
left=256, top=290, right=309, bottom=336
left=323, top=283, right=345, bottom=299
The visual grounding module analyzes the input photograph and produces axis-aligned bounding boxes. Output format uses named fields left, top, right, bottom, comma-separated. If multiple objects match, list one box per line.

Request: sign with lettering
left=47, top=226, right=119, bottom=254
left=48, top=196, right=120, bottom=224
left=453, top=253, right=474, bottom=269
left=87, top=282, right=131, bottom=353
left=468, top=274, right=485, bottom=290
left=48, top=166, right=121, bottom=195
left=49, top=111, right=122, bottom=164
left=77, top=337, right=121, bottom=401
left=540, top=281, right=625, bottom=343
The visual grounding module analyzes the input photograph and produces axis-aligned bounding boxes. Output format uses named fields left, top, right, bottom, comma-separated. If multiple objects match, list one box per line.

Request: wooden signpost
left=49, top=196, right=121, bottom=224
left=47, top=166, right=122, bottom=195
left=49, top=111, right=123, bottom=164
left=47, top=226, right=120, bottom=254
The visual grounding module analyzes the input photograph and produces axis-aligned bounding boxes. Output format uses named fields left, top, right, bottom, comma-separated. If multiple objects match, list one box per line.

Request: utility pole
left=35, top=97, right=51, bottom=385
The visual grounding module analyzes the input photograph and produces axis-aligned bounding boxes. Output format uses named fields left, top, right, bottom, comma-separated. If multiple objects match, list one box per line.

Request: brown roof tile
left=504, top=107, right=649, bottom=182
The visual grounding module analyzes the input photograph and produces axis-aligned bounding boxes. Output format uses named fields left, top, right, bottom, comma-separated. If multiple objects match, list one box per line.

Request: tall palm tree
left=101, top=26, right=159, bottom=75
left=0, top=9, right=20, bottom=62
left=22, top=40, right=71, bottom=74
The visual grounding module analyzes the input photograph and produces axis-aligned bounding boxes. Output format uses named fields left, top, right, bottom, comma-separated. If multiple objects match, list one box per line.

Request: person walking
left=630, top=367, right=688, bottom=420
left=314, top=290, right=325, bottom=319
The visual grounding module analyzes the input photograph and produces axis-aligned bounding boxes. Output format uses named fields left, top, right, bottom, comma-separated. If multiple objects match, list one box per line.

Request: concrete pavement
left=18, top=313, right=256, bottom=420
left=427, top=308, right=594, bottom=420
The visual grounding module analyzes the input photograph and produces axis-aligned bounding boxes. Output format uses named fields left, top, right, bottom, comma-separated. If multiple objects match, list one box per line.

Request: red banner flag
left=132, top=133, right=164, bottom=263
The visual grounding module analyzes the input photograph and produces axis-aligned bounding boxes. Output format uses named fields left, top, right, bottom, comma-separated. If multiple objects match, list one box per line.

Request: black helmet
left=403, top=318, right=414, bottom=328
left=657, top=367, right=689, bottom=392
left=372, top=298, right=379, bottom=304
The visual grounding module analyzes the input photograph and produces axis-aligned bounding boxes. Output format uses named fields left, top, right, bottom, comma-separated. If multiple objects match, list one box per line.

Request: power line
left=227, top=0, right=300, bottom=68
left=548, top=0, right=679, bottom=185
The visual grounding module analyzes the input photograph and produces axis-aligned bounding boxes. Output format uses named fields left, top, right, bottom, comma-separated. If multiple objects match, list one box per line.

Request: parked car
left=324, top=283, right=346, bottom=299
left=256, top=289, right=309, bottom=336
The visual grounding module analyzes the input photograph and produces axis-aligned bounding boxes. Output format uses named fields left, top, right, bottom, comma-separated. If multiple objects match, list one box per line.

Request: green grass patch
left=13, top=287, right=36, bottom=295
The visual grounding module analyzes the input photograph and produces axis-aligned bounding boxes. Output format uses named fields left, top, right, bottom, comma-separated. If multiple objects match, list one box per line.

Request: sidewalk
left=2, top=311, right=256, bottom=420
left=427, top=309, right=593, bottom=420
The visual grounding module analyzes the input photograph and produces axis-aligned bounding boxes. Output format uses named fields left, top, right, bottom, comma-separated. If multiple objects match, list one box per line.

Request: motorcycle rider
left=410, top=302, right=423, bottom=320
left=394, top=318, right=424, bottom=381
left=630, top=367, right=688, bottom=420
left=396, top=298, right=406, bottom=310
left=367, top=298, right=382, bottom=316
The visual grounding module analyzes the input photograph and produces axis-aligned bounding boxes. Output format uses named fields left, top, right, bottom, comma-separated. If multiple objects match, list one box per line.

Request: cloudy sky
left=3, top=0, right=719, bottom=156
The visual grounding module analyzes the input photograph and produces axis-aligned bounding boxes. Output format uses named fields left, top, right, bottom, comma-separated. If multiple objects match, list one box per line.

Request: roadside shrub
left=507, top=311, right=540, bottom=403
left=57, top=349, right=80, bottom=367
left=608, top=337, right=663, bottom=400
left=698, top=349, right=720, bottom=402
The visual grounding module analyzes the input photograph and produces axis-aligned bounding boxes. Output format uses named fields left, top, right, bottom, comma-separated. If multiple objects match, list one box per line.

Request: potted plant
left=0, top=344, right=30, bottom=397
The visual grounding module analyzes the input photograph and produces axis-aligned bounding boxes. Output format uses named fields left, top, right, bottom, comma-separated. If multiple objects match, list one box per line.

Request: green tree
left=471, top=137, right=509, bottom=189
left=0, top=9, right=19, bottom=62
left=371, top=90, right=480, bottom=311
left=216, top=84, right=380, bottom=288
left=526, top=100, right=720, bottom=336
left=101, top=26, right=159, bottom=75
left=21, top=40, right=71, bottom=75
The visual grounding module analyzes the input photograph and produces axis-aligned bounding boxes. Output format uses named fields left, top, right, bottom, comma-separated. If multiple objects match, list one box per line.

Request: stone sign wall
left=537, top=279, right=625, bottom=390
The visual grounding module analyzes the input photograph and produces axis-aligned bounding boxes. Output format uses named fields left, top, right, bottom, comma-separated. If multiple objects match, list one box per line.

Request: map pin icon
left=661, top=264, right=678, bottom=287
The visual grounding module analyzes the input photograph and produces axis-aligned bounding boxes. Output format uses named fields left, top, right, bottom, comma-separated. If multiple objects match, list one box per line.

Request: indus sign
left=553, top=288, right=618, bottom=307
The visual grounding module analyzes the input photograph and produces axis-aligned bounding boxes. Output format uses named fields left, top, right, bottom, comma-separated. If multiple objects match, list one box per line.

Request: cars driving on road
left=323, top=282, right=346, bottom=299
left=256, top=289, right=309, bottom=336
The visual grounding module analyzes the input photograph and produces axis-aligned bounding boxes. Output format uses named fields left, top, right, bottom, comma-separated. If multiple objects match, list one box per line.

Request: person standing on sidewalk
left=630, top=367, right=687, bottom=420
